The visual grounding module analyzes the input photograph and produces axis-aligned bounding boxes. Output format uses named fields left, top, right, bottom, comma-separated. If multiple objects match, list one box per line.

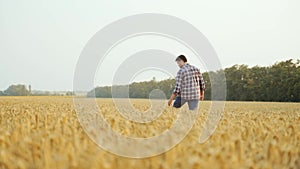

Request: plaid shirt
left=173, top=63, right=205, bottom=100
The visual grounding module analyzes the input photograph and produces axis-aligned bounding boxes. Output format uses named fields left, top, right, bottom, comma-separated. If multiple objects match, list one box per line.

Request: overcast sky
left=0, top=0, right=299, bottom=91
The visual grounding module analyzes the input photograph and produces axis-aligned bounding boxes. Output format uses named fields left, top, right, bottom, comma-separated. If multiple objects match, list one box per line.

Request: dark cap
left=175, top=55, right=187, bottom=62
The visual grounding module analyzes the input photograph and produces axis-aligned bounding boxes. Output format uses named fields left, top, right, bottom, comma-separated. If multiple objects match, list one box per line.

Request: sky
left=0, top=0, right=299, bottom=91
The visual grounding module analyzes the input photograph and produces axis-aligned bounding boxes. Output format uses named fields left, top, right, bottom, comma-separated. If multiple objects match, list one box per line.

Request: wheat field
left=0, top=96, right=299, bottom=169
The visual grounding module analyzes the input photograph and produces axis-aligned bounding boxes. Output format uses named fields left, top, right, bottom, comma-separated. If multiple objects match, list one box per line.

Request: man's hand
left=168, top=93, right=177, bottom=106
left=200, top=91, right=205, bottom=101
left=168, top=99, right=173, bottom=106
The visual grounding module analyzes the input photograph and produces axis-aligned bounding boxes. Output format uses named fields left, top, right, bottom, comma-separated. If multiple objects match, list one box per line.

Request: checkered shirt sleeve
left=173, top=69, right=183, bottom=95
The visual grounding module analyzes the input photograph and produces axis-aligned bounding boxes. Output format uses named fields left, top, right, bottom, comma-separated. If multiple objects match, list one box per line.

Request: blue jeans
left=173, top=96, right=199, bottom=110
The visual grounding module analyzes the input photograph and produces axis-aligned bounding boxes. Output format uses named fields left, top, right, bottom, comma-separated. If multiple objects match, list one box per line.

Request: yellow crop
left=0, top=96, right=299, bottom=169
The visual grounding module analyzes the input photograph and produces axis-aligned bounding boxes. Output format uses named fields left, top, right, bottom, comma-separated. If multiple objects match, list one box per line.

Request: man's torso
left=177, top=64, right=201, bottom=100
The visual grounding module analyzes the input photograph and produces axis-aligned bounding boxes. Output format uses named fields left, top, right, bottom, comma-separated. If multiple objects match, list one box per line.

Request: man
left=168, top=55, right=205, bottom=110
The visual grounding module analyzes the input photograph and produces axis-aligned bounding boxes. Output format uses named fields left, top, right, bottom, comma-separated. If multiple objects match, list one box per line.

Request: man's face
left=176, top=59, right=185, bottom=68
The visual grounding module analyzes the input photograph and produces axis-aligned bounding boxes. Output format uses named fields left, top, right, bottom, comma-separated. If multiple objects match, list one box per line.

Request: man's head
left=175, top=55, right=187, bottom=68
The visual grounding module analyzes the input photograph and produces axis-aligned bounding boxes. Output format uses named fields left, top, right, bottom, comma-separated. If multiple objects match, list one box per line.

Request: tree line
left=88, top=59, right=300, bottom=102
left=0, top=84, right=31, bottom=96
left=0, top=84, right=74, bottom=96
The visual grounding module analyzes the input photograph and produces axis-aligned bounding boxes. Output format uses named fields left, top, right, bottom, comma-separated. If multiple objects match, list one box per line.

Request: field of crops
left=0, top=96, right=299, bottom=169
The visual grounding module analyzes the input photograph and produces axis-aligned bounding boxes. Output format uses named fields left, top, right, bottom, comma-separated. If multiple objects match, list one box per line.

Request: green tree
left=4, top=84, right=29, bottom=96
left=0, top=91, right=5, bottom=96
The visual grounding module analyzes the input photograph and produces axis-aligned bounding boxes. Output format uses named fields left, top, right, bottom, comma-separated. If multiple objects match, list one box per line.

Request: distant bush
left=3, top=84, right=29, bottom=96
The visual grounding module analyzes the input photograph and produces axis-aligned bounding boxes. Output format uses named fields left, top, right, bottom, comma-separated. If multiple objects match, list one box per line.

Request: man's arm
left=168, top=70, right=183, bottom=106
left=199, top=70, right=205, bottom=101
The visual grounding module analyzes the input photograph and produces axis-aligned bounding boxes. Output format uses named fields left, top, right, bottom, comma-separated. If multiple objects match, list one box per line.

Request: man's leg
left=173, top=96, right=187, bottom=108
left=187, top=99, right=199, bottom=110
